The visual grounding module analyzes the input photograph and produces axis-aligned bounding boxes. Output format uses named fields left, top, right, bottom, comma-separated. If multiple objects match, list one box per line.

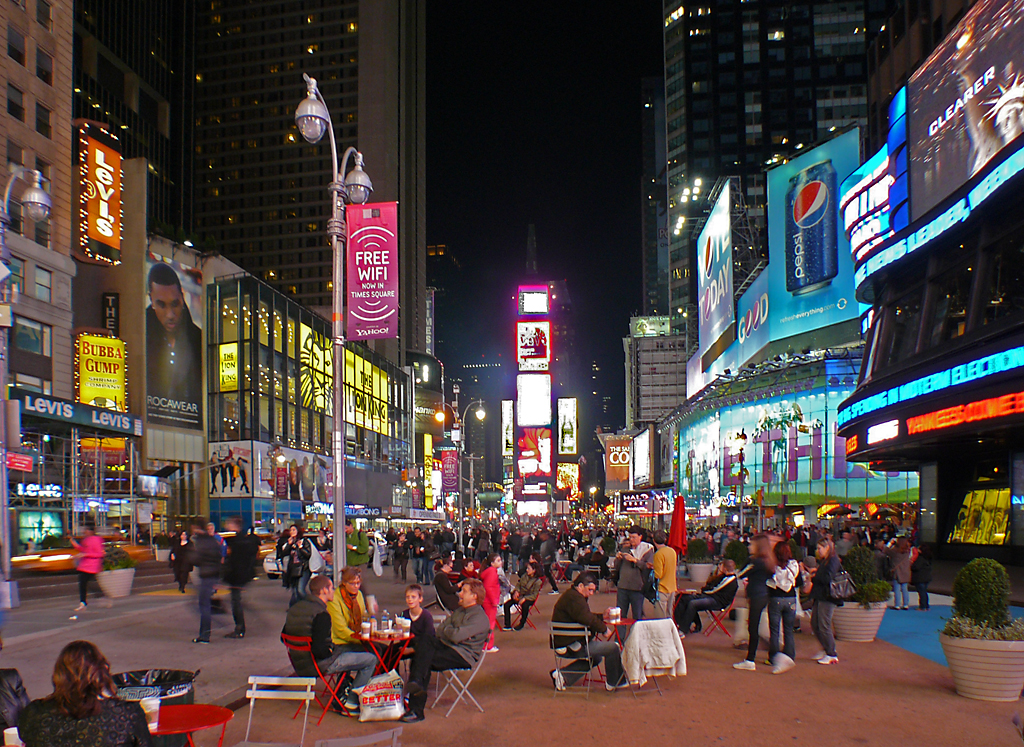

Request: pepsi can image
left=785, top=160, right=838, bottom=295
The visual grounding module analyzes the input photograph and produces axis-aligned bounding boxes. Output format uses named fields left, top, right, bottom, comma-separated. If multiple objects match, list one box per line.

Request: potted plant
left=832, top=545, right=891, bottom=642
left=724, top=539, right=748, bottom=570
left=686, top=538, right=716, bottom=585
left=153, top=533, right=172, bottom=562
left=940, top=558, right=1024, bottom=701
left=97, top=547, right=138, bottom=598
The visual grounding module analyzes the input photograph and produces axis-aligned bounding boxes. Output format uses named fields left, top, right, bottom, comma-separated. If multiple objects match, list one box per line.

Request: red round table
left=607, top=618, right=636, bottom=646
left=355, top=632, right=413, bottom=674
left=151, top=704, right=233, bottom=747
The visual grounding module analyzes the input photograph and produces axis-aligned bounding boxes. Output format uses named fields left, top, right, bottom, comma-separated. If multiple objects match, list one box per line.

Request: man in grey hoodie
left=614, top=526, right=654, bottom=621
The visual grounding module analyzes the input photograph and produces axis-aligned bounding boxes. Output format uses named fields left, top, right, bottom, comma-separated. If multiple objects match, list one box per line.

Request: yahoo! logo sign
left=738, top=292, right=769, bottom=345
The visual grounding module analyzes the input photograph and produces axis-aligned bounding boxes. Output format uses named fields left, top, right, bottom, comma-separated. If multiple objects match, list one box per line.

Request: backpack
left=642, top=567, right=659, bottom=605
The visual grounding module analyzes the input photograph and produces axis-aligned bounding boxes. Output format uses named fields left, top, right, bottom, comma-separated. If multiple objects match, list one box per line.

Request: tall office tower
left=194, top=1, right=427, bottom=362
left=72, top=1, right=195, bottom=231
left=661, top=1, right=895, bottom=338
left=641, top=77, right=669, bottom=316
left=623, top=316, right=686, bottom=430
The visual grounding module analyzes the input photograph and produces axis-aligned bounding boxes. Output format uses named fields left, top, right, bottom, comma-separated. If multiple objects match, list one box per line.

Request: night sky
left=426, top=1, right=665, bottom=427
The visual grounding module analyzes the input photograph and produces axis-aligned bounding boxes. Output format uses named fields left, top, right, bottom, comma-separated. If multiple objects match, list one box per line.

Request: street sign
left=6, top=452, right=34, bottom=472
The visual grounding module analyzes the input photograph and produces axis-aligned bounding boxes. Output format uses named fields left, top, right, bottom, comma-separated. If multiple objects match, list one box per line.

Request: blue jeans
left=197, top=575, right=216, bottom=641
left=892, top=581, right=909, bottom=608
left=289, top=571, right=311, bottom=607
left=415, top=557, right=426, bottom=583
left=325, top=644, right=378, bottom=690
left=616, top=588, right=645, bottom=621
left=914, top=582, right=930, bottom=610
left=423, top=558, right=435, bottom=585
left=768, top=596, right=797, bottom=662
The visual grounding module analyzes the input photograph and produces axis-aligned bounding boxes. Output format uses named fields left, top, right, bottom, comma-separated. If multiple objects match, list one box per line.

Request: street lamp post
left=435, top=400, right=485, bottom=548
left=0, top=166, right=51, bottom=609
left=295, top=74, right=373, bottom=586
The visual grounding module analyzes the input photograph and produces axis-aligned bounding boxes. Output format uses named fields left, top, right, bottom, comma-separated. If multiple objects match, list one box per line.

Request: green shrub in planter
left=153, top=534, right=172, bottom=549
left=103, top=547, right=139, bottom=571
left=40, top=534, right=69, bottom=550
left=950, top=557, right=1010, bottom=629
left=724, top=540, right=748, bottom=569
left=843, top=545, right=891, bottom=607
left=686, top=538, right=713, bottom=563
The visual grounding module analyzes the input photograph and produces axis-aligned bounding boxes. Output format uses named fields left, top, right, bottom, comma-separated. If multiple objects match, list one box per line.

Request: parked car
left=13, top=533, right=152, bottom=573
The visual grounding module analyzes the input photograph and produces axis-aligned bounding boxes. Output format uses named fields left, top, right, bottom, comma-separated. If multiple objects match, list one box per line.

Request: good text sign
left=346, top=202, right=399, bottom=340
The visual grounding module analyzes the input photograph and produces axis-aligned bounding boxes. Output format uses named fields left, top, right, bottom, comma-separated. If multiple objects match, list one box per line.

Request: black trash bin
left=114, top=669, right=198, bottom=747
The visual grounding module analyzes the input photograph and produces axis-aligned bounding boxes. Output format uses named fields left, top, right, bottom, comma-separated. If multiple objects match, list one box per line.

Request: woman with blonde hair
left=18, top=640, right=152, bottom=746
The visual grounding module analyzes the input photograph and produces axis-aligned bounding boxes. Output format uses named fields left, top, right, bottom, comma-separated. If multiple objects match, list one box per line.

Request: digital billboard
left=907, top=0, right=1024, bottom=222
left=766, top=129, right=861, bottom=342
left=556, top=462, right=580, bottom=499
left=517, top=427, right=552, bottom=485
left=145, top=253, right=203, bottom=430
left=556, top=397, right=577, bottom=455
left=208, top=441, right=254, bottom=498
left=346, top=202, right=399, bottom=340
left=696, top=181, right=735, bottom=366
left=501, top=399, right=514, bottom=456
left=604, top=434, right=631, bottom=493
left=517, top=321, right=551, bottom=371
left=840, top=145, right=893, bottom=264
left=516, top=373, right=551, bottom=426
left=630, top=316, right=671, bottom=337
left=631, top=428, right=651, bottom=488
left=76, top=333, right=126, bottom=410
left=518, top=285, right=550, bottom=315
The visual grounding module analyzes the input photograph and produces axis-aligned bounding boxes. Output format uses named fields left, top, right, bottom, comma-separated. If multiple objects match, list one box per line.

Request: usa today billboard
left=766, top=130, right=861, bottom=343
left=696, top=181, right=734, bottom=366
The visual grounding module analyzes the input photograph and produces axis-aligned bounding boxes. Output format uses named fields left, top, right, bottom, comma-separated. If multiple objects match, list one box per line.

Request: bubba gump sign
left=76, top=333, right=127, bottom=411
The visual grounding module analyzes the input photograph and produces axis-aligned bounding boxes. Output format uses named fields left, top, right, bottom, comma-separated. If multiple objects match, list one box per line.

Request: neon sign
left=866, top=419, right=899, bottom=445
left=840, top=146, right=893, bottom=262
left=906, top=390, right=1024, bottom=435
left=838, top=343, right=1024, bottom=426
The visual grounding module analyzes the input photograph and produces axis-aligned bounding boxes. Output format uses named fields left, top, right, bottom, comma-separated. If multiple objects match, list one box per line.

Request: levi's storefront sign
left=77, top=124, right=123, bottom=264
left=346, top=202, right=399, bottom=340
left=12, top=388, right=142, bottom=436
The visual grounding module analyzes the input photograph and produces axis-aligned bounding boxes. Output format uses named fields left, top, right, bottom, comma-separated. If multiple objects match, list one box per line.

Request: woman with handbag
left=810, top=538, right=841, bottom=666
left=281, top=525, right=312, bottom=606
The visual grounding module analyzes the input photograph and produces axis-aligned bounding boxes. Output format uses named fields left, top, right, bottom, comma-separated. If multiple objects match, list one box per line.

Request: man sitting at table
left=283, top=574, right=377, bottom=713
left=673, top=559, right=739, bottom=635
left=550, top=572, right=628, bottom=691
left=402, top=578, right=491, bottom=723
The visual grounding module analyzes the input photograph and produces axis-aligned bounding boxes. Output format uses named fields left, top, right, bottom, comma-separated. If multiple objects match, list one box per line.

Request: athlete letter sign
left=346, top=202, right=399, bottom=340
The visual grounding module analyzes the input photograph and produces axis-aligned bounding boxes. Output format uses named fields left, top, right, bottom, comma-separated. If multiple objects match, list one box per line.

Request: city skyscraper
left=193, top=0, right=427, bottom=362
left=661, top=1, right=896, bottom=338
left=641, top=77, right=669, bottom=316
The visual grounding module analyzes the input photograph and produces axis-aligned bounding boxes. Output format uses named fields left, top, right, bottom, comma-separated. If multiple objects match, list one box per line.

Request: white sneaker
left=74, top=603, right=87, bottom=612
left=484, top=646, right=499, bottom=653
left=550, top=669, right=565, bottom=691
left=733, top=660, right=756, bottom=671
left=772, top=654, right=795, bottom=674
left=548, top=590, right=560, bottom=595
left=817, top=655, right=839, bottom=665
left=811, top=650, right=826, bottom=661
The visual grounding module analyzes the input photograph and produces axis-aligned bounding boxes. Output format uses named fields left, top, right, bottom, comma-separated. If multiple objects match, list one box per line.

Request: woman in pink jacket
left=479, top=553, right=502, bottom=652
left=70, top=526, right=105, bottom=611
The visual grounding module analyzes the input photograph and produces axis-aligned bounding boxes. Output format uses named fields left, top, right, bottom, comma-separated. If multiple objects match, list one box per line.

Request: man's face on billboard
left=150, top=281, right=185, bottom=332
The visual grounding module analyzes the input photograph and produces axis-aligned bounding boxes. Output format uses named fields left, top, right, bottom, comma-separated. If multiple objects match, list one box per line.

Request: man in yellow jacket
left=652, top=530, right=678, bottom=620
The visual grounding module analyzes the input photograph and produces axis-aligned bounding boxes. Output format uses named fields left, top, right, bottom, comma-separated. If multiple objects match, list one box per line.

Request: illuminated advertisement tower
left=515, top=285, right=553, bottom=514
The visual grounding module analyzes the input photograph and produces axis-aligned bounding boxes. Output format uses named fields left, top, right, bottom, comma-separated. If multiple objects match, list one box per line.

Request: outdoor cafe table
left=150, top=704, right=233, bottom=747
left=607, top=618, right=636, bottom=646
left=355, top=631, right=413, bottom=674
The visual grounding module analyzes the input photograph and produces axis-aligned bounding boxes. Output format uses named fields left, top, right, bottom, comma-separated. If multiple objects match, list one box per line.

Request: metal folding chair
left=549, top=622, right=599, bottom=698
left=703, top=597, right=736, bottom=637
left=314, top=727, right=402, bottom=747
left=583, top=565, right=608, bottom=593
left=230, top=675, right=316, bottom=747
left=430, top=648, right=489, bottom=718
left=280, top=633, right=354, bottom=725
left=512, top=599, right=538, bottom=630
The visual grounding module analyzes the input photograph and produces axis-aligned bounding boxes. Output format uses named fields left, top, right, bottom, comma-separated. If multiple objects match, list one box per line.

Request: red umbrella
left=668, top=497, right=687, bottom=556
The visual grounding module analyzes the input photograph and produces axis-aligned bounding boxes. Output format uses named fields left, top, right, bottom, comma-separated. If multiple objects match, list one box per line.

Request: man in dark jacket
left=539, top=531, right=560, bottom=594
left=673, top=559, right=738, bottom=634
left=550, top=572, right=626, bottom=690
left=190, top=518, right=224, bottom=643
left=282, top=575, right=376, bottom=712
left=402, top=578, right=490, bottom=722
left=222, top=518, right=258, bottom=639
left=508, top=530, right=523, bottom=574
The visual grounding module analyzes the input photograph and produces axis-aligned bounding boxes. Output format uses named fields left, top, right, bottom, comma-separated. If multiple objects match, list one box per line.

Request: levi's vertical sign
left=78, top=125, right=123, bottom=264
left=346, top=202, right=399, bottom=340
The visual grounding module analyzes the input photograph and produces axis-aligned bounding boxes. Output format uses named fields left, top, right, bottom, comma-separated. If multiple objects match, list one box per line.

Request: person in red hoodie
left=479, top=553, right=502, bottom=652
left=70, top=525, right=105, bottom=612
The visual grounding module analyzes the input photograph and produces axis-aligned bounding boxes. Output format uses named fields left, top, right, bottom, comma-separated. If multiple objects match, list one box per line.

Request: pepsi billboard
left=907, top=0, right=1024, bottom=222
left=767, top=130, right=861, bottom=342
left=696, top=181, right=735, bottom=367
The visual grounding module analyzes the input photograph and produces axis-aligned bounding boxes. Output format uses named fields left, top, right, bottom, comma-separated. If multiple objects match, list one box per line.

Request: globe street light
left=0, top=166, right=51, bottom=608
left=295, top=74, right=372, bottom=584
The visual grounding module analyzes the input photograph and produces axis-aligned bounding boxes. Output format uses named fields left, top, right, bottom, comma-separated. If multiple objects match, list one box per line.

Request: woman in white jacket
left=766, top=541, right=801, bottom=674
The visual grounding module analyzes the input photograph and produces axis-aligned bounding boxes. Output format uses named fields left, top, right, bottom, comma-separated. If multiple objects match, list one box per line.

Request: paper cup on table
left=140, top=697, right=160, bottom=730
left=361, top=622, right=372, bottom=637
left=4, top=726, right=23, bottom=746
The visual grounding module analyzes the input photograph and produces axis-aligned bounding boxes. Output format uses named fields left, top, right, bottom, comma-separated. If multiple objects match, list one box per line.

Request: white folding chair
left=231, top=675, right=316, bottom=747
left=429, top=648, right=488, bottom=718
left=549, top=622, right=596, bottom=698
left=314, top=728, right=402, bottom=747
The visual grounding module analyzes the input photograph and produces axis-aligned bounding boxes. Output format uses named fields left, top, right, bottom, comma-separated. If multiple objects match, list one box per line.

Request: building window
left=35, top=104, right=50, bottom=138
left=14, top=372, right=51, bottom=394
left=8, top=257, right=24, bottom=295
left=34, top=267, right=51, bottom=302
left=982, top=230, right=1024, bottom=327
left=36, top=49, right=52, bottom=85
left=13, top=316, right=51, bottom=357
left=36, top=0, right=52, bottom=31
left=6, top=139, right=22, bottom=167
left=7, top=84, right=24, bottom=121
left=7, top=25, right=25, bottom=66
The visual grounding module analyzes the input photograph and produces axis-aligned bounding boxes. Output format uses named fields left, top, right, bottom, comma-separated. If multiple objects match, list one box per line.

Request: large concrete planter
left=940, top=633, right=1024, bottom=702
left=155, top=548, right=171, bottom=562
left=687, top=563, right=715, bottom=586
left=97, top=568, right=136, bottom=598
left=833, top=602, right=887, bottom=642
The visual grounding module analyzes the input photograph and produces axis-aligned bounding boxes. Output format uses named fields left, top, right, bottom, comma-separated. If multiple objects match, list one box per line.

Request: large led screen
left=556, top=462, right=580, bottom=499
left=604, top=434, right=631, bottom=492
left=516, top=374, right=551, bottom=426
left=517, top=321, right=551, bottom=371
left=517, top=427, right=552, bottom=484
left=518, top=285, right=550, bottom=315
left=631, top=428, right=651, bottom=488
left=501, top=399, right=514, bottom=456
left=696, top=182, right=734, bottom=364
left=556, top=397, right=577, bottom=455
left=908, top=0, right=1024, bottom=221
left=766, top=130, right=861, bottom=342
